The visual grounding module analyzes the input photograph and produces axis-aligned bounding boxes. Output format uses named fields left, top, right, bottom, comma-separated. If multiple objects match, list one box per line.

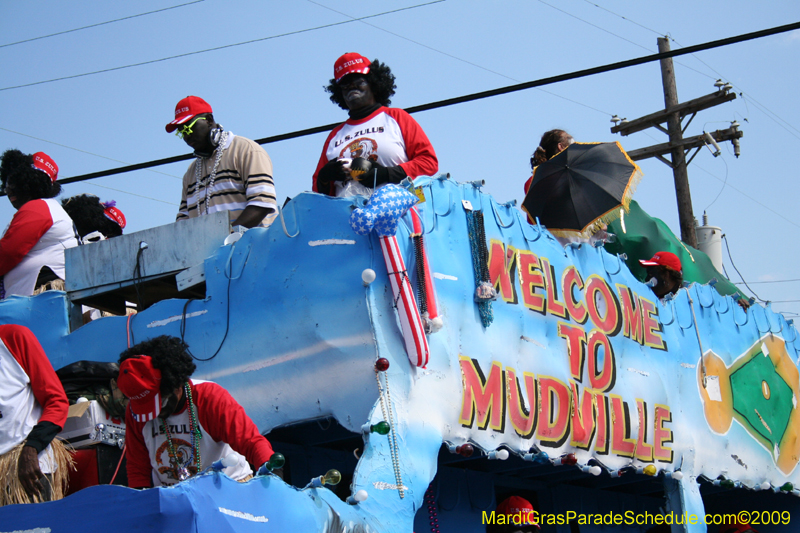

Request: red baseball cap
left=118, top=356, right=162, bottom=422
left=639, top=251, right=682, bottom=274
left=102, top=201, right=126, bottom=230
left=165, top=96, right=213, bottom=133
left=32, top=152, right=58, bottom=182
left=334, top=53, right=371, bottom=82
left=496, top=496, right=540, bottom=529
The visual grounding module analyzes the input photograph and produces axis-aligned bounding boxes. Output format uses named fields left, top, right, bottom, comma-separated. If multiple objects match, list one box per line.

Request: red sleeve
left=194, top=381, right=274, bottom=467
left=523, top=175, right=534, bottom=224
left=385, top=108, right=439, bottom=179
left=0, top=324, right=68, bottom=428
left=124, top=406, right=153, bottom=489
left=0, top=199, right=54, bottom=276
left=312, top=125, right=345, bottom=195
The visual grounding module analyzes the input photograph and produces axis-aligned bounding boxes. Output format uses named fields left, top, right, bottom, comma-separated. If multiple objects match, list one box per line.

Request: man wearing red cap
left=117, top=335, right=276, bottom=487
left=486, top=496, right=541, bottom=533
left=0, top=324, right=70, bottom=505
left=639, top=251, right=683, bottom=299
left=166, top=96, right=278, bottom=229
left=313, top=53, right=438, bottom=196
left=0, top=149, right=79, bottom=298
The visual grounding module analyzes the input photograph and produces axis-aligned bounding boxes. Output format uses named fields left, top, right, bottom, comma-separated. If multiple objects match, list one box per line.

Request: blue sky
left=1, top=0, right=799, bottom=317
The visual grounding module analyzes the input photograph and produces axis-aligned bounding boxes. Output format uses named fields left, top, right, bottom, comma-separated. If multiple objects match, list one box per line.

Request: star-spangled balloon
left=349, top=184, right=418, bottom=237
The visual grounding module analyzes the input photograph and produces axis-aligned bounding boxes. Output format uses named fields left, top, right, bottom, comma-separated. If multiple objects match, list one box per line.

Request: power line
left=78, top=182, right=175, bottom=206
left=734, top=279, right=800, bottom=285
left=0, top=1, right=205, bottom=49
left=0, top=126, right=180, bottom=179
left=581, top=0, right=664, bottom=37
left=578, top=0, right=800, bottom=137
left=307, top=0, right=612, bottom=116
left=537, top=0, right=650, bottom=52
left=10, top=20, right=799, bottom=190
left=0, top=1, right=444, bottom=92
left=694, top=164, right=800, bottom=229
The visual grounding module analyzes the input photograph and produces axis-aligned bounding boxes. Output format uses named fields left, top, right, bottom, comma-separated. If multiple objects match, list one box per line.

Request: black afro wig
left=0, top=148, right=61, bottom=200
left=119, top=335, right=196, bottom=394
left=62, top=194, right=124, bottom=239
left=325, top=59, right=397, bottom=111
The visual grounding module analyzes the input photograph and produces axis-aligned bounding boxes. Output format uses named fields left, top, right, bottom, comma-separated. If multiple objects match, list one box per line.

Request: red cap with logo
left=32, top=152, right=58, bottom=183
left=639, top=251, right=682, bottom=274
left=165, top=96, right=213, bottom=133
left=118, top=356, right=162, bottom=422
left=334, top=53, right=371, bottom=82
left=102, top=201, right=126, bottom=230
left=495, top=496, right=540, bottom=530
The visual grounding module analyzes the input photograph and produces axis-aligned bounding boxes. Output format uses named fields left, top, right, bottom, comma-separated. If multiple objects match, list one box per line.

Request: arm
left=387, top=108, right=438, bottom=180
left=0, top=200, right=54, bottom=276
left=232, top=206, right=270, bottom=229
left=124, top=407, right=154, bottom=489
left=0, top=324, right=68, bottom=496
left=312, top=126, right=345, bottom=196
left=194, top=382, right=275, bottom=467
left=0, top=324, right=68, bottom=430
left=176, top=173, right=190, bottom=222
left=238, top=141, right=278, bottom=227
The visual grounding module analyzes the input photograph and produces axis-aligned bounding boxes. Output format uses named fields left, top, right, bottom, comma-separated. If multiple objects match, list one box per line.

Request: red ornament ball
left=561, top=453, right=578, bottom=466
left=457, top=444, right=474, bottom=457
left=375, top=358, right=390, bottom=372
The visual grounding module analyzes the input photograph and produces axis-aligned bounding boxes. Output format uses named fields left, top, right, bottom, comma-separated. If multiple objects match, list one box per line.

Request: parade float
left=0, top=175, right=798, bottom=532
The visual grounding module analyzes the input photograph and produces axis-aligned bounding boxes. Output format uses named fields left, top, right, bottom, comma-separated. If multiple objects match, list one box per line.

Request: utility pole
left=659, top=37, right=696, bottom=248
left=611, top=38, right=743, bottom=249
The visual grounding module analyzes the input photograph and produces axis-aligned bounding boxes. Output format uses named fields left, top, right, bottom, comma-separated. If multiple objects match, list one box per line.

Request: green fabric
left=604, top=200, right=742, bottom=299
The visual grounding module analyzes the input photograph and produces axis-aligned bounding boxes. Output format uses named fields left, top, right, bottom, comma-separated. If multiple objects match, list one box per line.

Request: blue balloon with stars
left=348, top=184, right=419, bottom=237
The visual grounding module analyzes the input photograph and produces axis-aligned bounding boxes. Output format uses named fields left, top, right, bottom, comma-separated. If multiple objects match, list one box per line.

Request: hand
left=18, top=445, right=45, bottom=498
left=317, top=159, right=348, bottom=189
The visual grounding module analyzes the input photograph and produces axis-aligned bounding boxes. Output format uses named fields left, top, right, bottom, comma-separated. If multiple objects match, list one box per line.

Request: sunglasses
left=175, top=116, right=207, bottom=138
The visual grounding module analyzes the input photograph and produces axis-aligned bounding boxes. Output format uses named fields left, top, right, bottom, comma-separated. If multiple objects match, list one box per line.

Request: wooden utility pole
left=611, top=38, right=743, bottom=248
left=659, top=37, right=696, bottom=248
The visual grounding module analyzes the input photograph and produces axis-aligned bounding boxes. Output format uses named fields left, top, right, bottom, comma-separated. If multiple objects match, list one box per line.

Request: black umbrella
left=521, top=142, right=642, bottom=238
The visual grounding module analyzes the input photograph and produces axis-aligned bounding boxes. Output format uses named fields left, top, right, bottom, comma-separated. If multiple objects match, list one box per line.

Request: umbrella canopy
left=522, top=142, right=642, bottom=238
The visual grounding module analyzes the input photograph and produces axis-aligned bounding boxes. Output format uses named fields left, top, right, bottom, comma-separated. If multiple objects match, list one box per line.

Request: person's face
left=4, top=179, right=28, bottom=210
left=177, top=115, right=216, bottom=154
left=646, top=265, right=677, bottom=298
left=339, top=74, right=376, bottom=112
left=158, top=386, right=184, bottom=419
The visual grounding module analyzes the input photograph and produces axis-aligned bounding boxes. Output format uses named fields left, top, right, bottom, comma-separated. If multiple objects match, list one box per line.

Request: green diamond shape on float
left=730, top=350, right=794, bottom=449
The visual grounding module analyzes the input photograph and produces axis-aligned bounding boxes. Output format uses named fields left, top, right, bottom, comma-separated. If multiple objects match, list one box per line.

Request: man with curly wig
left=312, top=53, right=438, bottom=196
left=117, top=335, right=276, bottom=488
left=0, top=149, right=78, bottom=298
left=61, top=194, right=126, bottom=243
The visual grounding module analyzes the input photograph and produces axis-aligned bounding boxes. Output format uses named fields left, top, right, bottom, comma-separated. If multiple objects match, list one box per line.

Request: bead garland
left=375, top=370, right=404, bottom=498
left=161, top=381, right=203, bottom=481
left=413, top=234, right=429, bottom=315
left=194, top=131, right=229, bottom=215
left=424, top=484, right=440, bottom=533
left=466, top=209, right=494, bottom=327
